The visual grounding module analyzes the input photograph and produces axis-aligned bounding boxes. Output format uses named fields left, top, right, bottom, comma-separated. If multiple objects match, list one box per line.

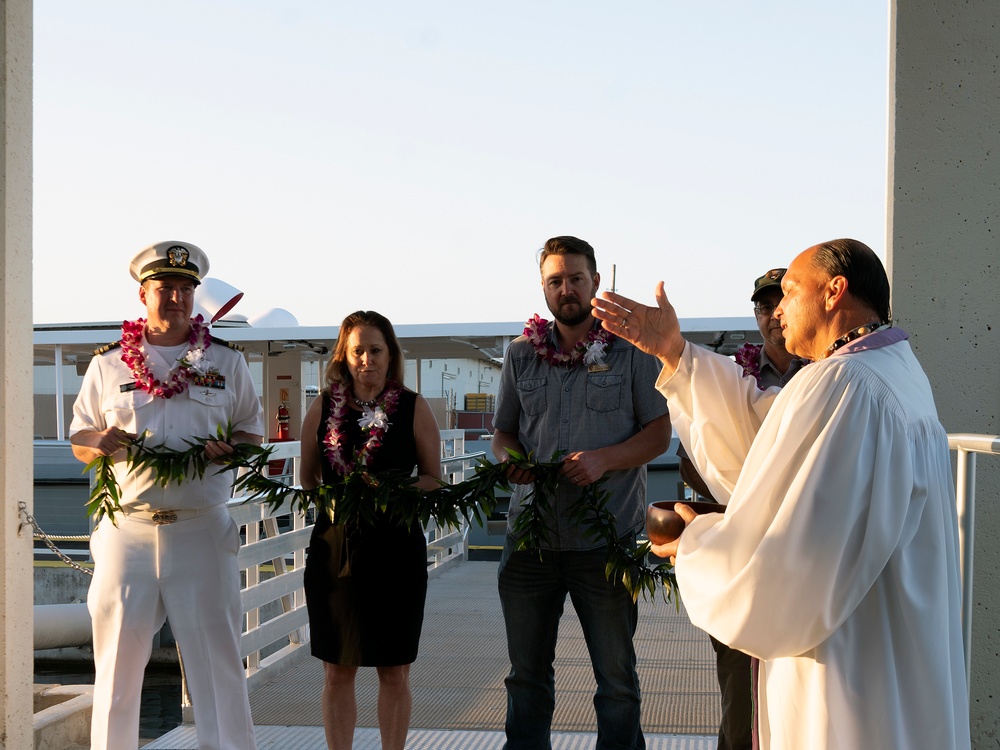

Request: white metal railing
left=424, top=449, right=487, bottom=569
left=181, top=441, right=310, bottom=719
left=233, top=495, right=311, bottom=690
left=425, top=429, right=479, bottom=569
left=190, top=432, right=485, bottom=708
left=949, top=432, right=1000, bottom=696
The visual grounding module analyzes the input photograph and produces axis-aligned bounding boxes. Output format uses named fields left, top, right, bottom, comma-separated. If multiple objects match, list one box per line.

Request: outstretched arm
left=591, top=282, right=687, bottom=376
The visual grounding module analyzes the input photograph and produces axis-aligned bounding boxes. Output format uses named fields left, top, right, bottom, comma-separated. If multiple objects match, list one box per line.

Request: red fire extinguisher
left=275, top=402, right=290, bottom=441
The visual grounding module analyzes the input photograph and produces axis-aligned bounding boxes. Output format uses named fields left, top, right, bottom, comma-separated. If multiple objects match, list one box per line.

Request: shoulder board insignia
left=93, top=340, right=122, bottom=356
left=210, top=335, right=244, bottom=352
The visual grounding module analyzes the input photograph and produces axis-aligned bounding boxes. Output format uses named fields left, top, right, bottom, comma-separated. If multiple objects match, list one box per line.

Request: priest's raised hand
left=592, top=282, right=686, bottom=375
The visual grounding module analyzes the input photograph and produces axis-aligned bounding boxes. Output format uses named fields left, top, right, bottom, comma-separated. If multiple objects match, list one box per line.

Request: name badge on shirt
left=120, top=381, right=139, bottom=393
left=588, top=363, right=611, bottom=373
left=191, top=369, right=226, bottom=390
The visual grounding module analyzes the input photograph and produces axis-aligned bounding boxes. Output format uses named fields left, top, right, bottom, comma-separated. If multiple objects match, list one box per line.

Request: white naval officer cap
left=129, top=241, right=209, bottom=285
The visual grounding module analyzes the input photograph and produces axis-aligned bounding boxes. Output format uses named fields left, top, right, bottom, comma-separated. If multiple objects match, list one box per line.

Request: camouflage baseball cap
left=751, top=268, right=786, bottom=301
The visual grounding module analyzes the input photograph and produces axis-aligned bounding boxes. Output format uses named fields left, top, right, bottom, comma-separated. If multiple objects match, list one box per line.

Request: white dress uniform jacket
left=72, top=336, right=262, bottom=511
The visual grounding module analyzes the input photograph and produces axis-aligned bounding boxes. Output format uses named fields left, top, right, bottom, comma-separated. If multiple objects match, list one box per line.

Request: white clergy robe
left=657, top=331, right=970, bottom=750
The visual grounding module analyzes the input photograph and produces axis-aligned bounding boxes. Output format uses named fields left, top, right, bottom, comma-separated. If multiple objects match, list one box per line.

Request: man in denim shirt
left=492, top=236, right=671, bottom=749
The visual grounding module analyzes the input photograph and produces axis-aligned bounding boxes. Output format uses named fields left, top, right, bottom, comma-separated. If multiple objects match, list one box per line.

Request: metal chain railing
left=17, top=501, right=93, bottom=576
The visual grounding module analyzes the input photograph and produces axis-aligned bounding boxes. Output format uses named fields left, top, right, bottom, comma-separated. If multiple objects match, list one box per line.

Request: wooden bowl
left=644, top=501, right=724, bottom=545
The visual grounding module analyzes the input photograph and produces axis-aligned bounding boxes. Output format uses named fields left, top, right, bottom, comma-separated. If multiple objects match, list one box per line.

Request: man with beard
left=492, top=236, right=671, bottom=749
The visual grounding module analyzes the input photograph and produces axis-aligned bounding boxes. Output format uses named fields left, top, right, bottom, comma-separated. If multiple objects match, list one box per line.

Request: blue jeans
left=497, top=536, right=645, bottom=750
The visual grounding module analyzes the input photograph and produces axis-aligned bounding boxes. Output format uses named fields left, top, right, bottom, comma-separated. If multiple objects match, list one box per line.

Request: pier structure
left=5, top=0, right=1000, bottom=746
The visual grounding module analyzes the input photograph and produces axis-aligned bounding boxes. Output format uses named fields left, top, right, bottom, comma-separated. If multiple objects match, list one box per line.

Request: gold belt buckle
left=151, top=510, right=178, bottom=525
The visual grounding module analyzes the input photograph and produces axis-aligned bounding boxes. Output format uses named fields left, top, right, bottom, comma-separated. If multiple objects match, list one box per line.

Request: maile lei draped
left=86, top=426, right=679, bottom=605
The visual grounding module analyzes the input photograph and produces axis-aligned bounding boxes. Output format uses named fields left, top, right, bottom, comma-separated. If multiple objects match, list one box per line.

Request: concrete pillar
left=0, top=0, right=34, bottom=747
left=888, top=0, right=1000, bottom=742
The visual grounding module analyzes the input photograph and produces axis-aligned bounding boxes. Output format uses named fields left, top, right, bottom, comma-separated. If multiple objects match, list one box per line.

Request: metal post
left=948, top=432, right=1000, bottom=699
left=955, top=447, right=976, bottom=696
left=54, top=343, right=65, bottom=440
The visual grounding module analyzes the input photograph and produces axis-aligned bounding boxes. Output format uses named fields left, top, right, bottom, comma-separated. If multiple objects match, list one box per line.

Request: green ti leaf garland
left=86, top=431, right=679, bottom=604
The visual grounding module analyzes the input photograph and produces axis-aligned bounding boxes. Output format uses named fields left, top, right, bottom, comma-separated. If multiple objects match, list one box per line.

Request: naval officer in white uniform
left=70, top=241, right=263, bottom=750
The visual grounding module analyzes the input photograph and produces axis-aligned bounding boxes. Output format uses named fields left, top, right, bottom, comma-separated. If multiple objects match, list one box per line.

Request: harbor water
left=34, top=661, right=183, bottom=743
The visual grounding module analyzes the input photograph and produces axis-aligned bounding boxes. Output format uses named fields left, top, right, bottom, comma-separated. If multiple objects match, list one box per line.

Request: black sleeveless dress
left=303, top=388, right=428, bottom=666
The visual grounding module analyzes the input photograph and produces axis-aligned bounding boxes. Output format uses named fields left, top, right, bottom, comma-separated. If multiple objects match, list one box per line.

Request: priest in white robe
left=592, top=239, right=970, bottom=750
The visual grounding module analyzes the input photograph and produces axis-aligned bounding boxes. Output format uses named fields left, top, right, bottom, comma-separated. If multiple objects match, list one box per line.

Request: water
left=34, top=661, right=183, bottom=742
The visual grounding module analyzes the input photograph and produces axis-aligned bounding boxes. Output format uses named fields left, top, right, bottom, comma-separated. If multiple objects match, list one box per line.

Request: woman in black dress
left=300, top=310, right=441, bottom=750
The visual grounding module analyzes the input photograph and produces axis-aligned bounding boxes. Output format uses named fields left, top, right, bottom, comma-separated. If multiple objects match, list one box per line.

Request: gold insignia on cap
left=167, top=245, right=190, bottom=267
left=766, top=269, right=783, bottom=280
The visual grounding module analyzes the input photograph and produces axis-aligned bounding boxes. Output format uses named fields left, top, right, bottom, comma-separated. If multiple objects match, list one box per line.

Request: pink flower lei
left=323, top=381, right=402, bottom=476
left=523, top=314, right=614, bottom=367
left=120, top=315, right=211, bottom=399
left=734, top=342, right=764, bottom=389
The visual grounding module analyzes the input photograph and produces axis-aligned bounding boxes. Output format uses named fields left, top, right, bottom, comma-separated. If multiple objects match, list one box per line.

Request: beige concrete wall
left=889, top=0, right=1000, bottom=743
left=0, top=0, right=34, bottom=746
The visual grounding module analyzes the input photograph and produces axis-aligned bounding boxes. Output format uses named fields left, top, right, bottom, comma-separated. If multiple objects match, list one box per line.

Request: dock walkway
left=146, top=560, right=721, bottom=749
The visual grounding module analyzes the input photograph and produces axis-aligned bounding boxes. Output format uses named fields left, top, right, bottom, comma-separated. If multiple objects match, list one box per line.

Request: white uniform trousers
left=88, top=503, right=257, bottom=750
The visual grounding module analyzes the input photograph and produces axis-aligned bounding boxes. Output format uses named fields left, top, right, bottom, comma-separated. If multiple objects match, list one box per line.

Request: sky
left=33, top=1, right=889, bottom=328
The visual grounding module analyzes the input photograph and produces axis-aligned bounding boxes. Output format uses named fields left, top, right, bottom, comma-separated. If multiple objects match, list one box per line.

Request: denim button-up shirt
left=494, top=331, right=669, bottom=550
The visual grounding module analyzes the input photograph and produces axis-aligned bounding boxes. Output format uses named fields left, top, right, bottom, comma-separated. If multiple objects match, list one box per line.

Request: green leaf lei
left=84, top=424, right=273, bottom=526
left=86, top=430, right=679, bottom=604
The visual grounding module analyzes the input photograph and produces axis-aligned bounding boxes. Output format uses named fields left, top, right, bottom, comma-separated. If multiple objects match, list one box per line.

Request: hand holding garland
left=72, top=424, right=142, bottom=525
left=498, top=448, right=678, bottom=604
left=458, top=449, right=679, bottom=604
left=84, top=424, right=271, bottom=525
